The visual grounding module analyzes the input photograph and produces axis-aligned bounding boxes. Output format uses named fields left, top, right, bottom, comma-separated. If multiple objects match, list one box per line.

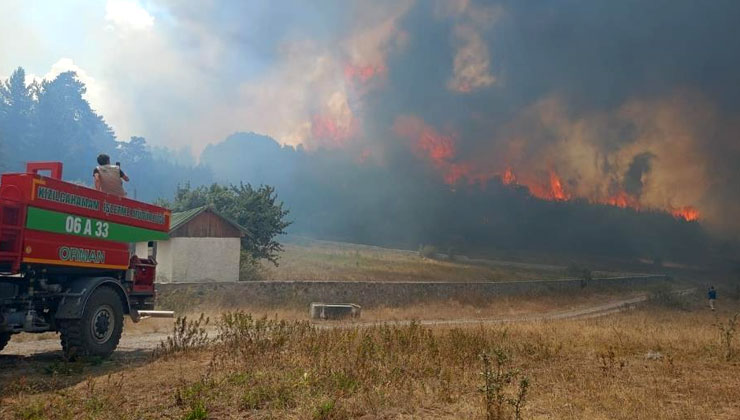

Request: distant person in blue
left=708, top=286, right=717, bottom=311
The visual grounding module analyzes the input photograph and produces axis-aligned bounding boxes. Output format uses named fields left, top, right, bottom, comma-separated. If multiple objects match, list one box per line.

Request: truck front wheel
left=0, top=332, right=10, bottom=352
left=60, top=286, right=123, bottom=360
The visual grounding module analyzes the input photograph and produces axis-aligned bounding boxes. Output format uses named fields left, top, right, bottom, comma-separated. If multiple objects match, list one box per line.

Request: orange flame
left=415, top=130, right=456, bottom=163
left=671, top=206, right=700, bottom=222
left=498, top=168, right=701, bottom=221
left=493, top=168, right=700, bottom=221
left=344, top=63, right=386, bottom=84
left=548, top=171, right=570, bottom=201
left=311, top=114, right=356, bottom=147
left=393, top=116, right=700, bottom=222
left=502, top=167, right=516, bottom=185
left=606, top=190, right=640, bottom=209
left=523, top=170, right=571, bottom=201
left=394, top=116, right=467, bottom=183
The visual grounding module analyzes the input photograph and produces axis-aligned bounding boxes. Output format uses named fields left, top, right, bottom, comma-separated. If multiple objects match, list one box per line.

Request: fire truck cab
left=0, top=162, right=171, bottom=359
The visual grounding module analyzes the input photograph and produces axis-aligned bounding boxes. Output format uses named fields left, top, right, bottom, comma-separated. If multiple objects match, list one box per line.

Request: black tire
left=0, top=332, right=10, bottom=352
left=60, top=286, right=123, bottom=360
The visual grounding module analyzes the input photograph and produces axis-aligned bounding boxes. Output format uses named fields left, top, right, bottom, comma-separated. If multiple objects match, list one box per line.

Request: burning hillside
left=134, top=1, right=735, bottom=236
left=391, top=111, right=703, bottom=222
left=5, top=0, right=736, bottom=259
left=258, top=1, right=736, bottom=236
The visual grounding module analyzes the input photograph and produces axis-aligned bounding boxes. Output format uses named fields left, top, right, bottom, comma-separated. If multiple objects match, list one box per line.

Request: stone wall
left=156, top=275, right=668, bottom=309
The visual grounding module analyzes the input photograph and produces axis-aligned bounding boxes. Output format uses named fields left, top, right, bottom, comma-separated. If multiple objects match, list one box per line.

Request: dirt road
left=1, top=292, right=659, bottom=359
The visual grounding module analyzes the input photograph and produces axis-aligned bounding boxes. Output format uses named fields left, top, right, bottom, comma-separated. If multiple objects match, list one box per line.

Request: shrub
left=242, top=382, right=296, bottom=410
left=239, top=251, right=264, bottom=281
left=313, top=399, right=348, bottom=420
left=183, top=401, right=208, bottom=420
left=175, top=380, right=212, bottom=420
left=419, top=244, right=438, bottom=259
left=479, top=348, right=530, bottom=420
left=14, top=400, right=45, bottom=420
left=715, top=313, right=739, bottom=361
left=153, top=314, right=210, bottom=359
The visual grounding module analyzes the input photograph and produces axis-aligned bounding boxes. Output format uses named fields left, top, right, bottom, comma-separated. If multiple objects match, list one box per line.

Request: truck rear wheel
left=0, top=332, right=10, bottom=352
left=60, top=286, right=123, bottom=360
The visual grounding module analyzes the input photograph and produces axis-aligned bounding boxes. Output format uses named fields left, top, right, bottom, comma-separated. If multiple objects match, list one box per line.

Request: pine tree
left=0, top=67, right=35, bottom=167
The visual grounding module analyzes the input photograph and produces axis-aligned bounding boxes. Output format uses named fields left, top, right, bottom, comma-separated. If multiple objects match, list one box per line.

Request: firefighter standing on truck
left=93, top=153, right=129, bottom=196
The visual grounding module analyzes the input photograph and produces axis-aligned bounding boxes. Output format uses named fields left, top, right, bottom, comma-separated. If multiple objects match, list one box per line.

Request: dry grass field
left=2, top=291, right=738, bottom=420
left=156, top=289, right=650, bottom=325
left=257, top=237, right=626, bottom=282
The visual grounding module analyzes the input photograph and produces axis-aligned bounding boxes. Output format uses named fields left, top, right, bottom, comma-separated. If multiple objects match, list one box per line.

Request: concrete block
left=310, top=302, right=361, bottom=320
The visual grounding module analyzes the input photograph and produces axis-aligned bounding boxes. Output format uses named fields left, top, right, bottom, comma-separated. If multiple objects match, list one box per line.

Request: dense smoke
left=117, top=0, right=740, bottom=237
left=2, top=0, right=740, bottom=260
left=197, top=0, right=739, bottom=258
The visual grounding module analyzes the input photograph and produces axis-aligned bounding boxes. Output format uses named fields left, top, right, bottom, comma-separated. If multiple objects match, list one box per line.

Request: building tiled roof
left=169, top=205, right=207, bottom=232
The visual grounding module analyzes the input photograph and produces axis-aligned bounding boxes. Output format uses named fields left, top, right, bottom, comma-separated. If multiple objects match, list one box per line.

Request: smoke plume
left=4, top=0, right=740, bottom=247
left=168, top=0, right=740, bottom=241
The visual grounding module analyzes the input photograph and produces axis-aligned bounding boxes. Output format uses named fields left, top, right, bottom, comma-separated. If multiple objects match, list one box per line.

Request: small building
left=136, top=206, right=245, bottom=283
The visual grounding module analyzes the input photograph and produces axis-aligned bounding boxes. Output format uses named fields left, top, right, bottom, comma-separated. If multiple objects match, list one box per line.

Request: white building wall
left=134, top=242, right=148, bottom=259
left=169, top=237, right=241, bottom=283
left=136, top=237, right=240, bottom=283
left=155, top=240, right=174, bottom=283
left=135, top=240, right=174, bottom=283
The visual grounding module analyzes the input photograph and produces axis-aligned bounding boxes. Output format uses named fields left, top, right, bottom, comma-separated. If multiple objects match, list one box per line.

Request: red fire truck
left=0, top=162, right=172, bottom=358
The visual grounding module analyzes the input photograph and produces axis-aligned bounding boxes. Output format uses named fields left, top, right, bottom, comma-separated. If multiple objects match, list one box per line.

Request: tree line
left=1, top=66, right=724, bottom=264
left=1, top=67, right=289, bottom=266
left=0, top=67, right=210, bottom=197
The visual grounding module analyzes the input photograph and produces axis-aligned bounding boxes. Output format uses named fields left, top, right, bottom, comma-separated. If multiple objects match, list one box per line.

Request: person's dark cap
left=97, top=154, right=110, bottom=165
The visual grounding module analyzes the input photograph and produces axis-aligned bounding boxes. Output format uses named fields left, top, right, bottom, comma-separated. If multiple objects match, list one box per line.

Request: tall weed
left=153, top=313, right=210, bottom=359
left=479, top=348, right=530, bottom=420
